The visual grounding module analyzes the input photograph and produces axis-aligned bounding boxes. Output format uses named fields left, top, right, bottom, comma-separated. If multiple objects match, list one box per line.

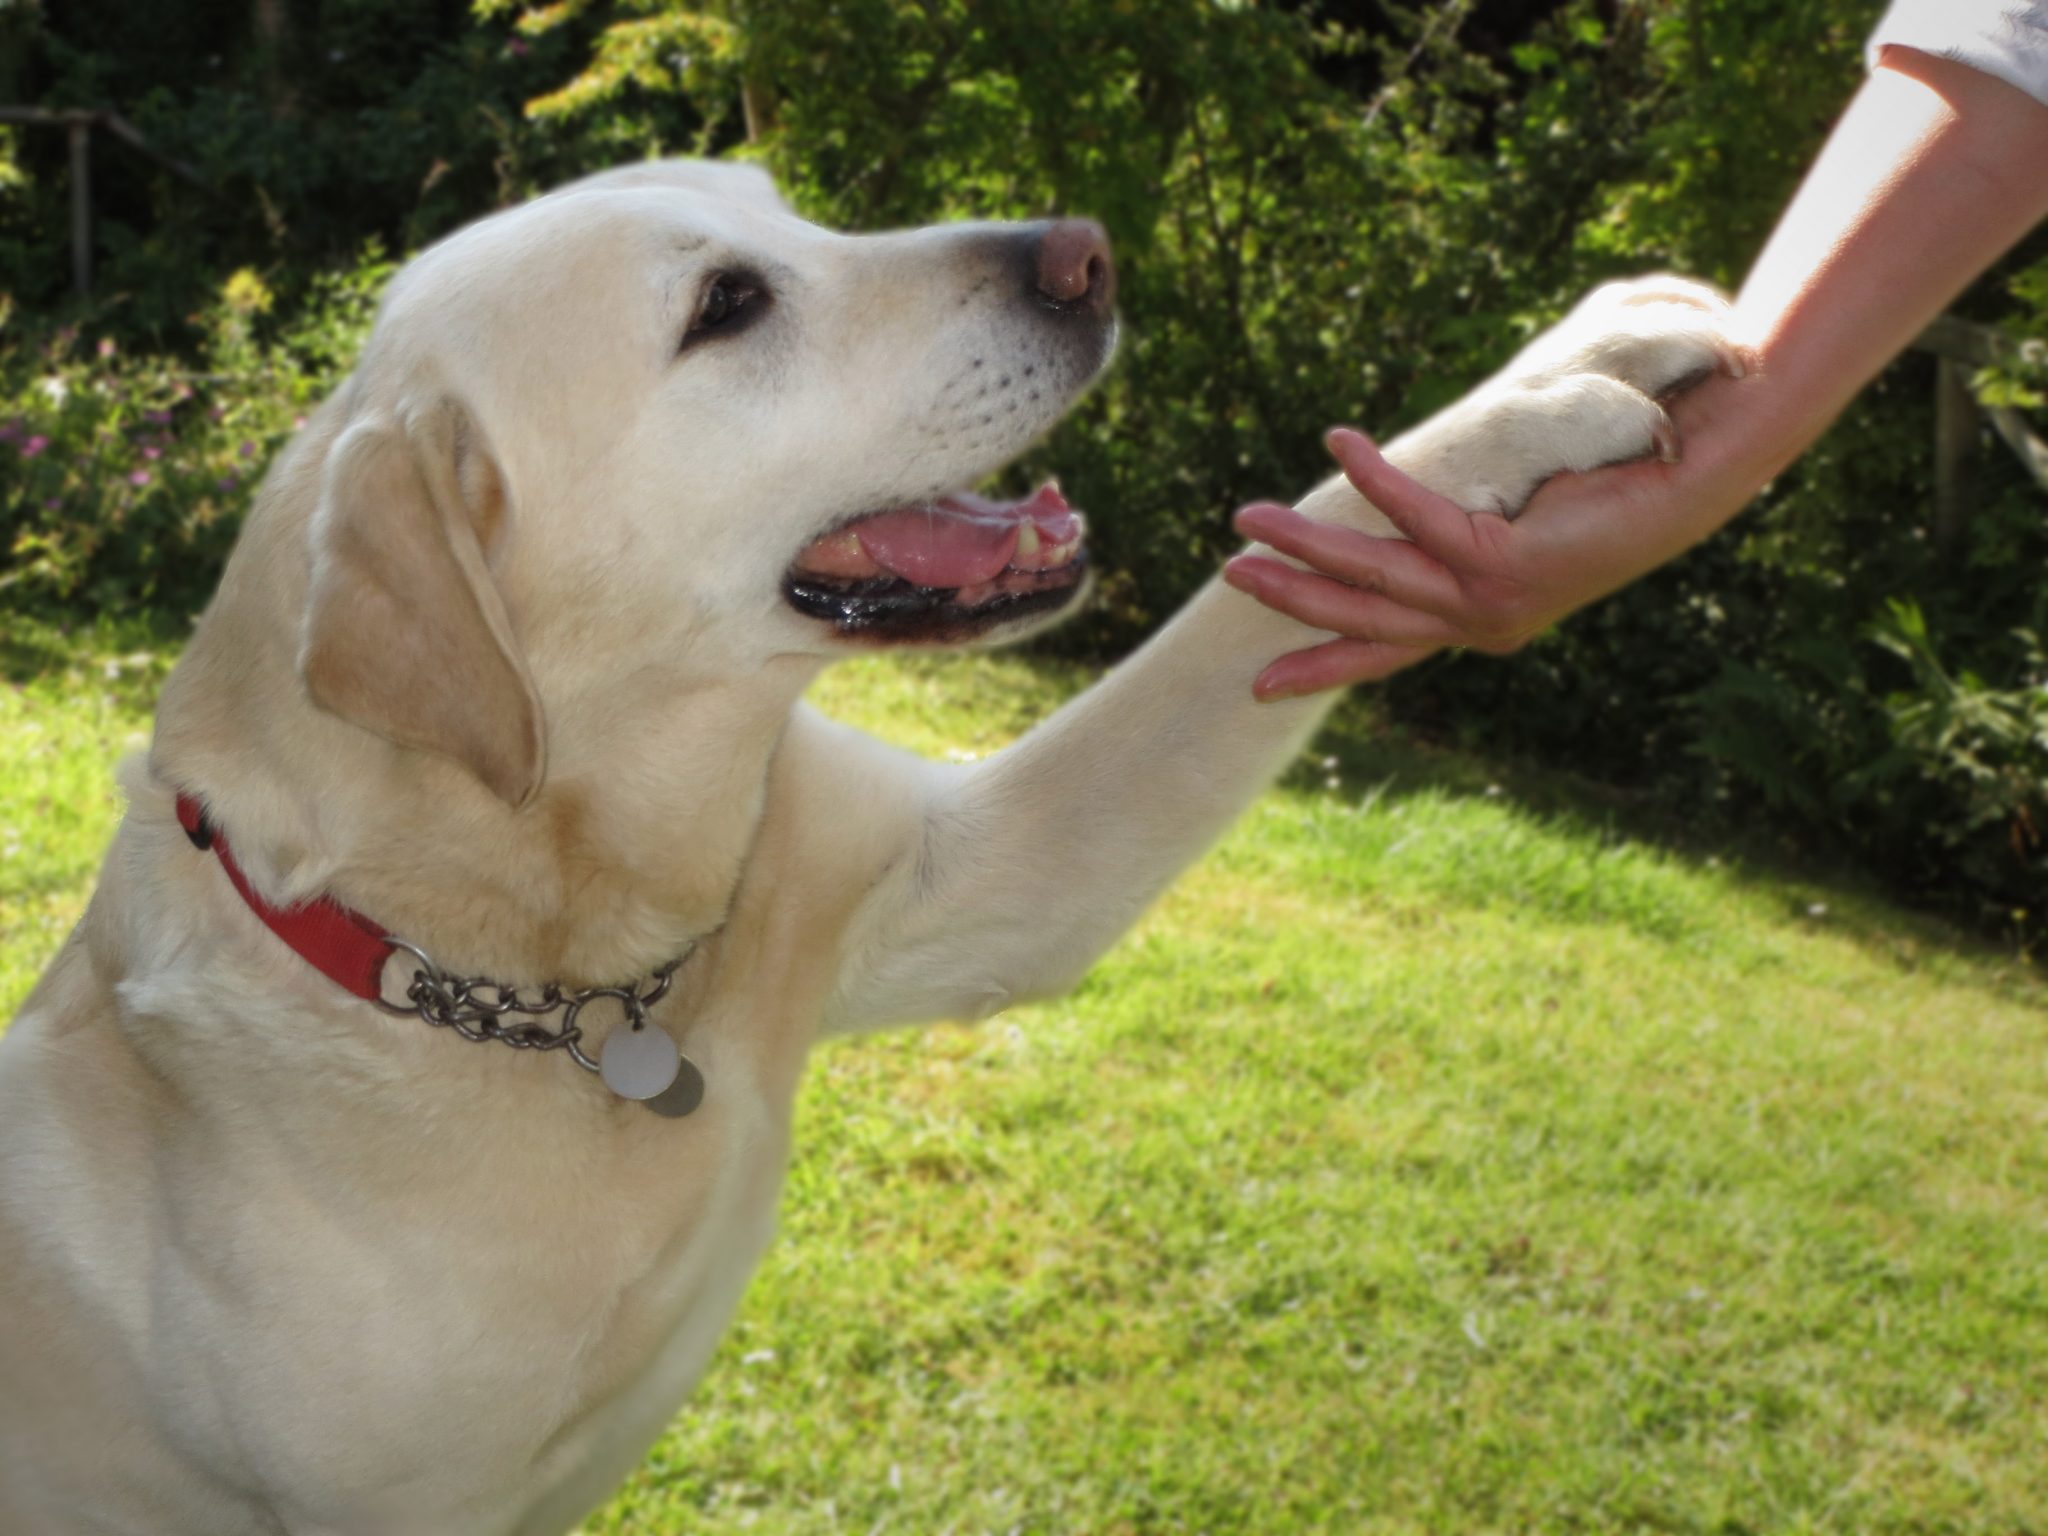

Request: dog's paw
left=1511, top=275, right=1752, bottom=399
left=1401, top=276, right=1753, bottom=518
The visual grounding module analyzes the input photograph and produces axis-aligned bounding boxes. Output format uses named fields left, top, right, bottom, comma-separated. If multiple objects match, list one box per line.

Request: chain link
left=372, top=940, right=688, bottom=1076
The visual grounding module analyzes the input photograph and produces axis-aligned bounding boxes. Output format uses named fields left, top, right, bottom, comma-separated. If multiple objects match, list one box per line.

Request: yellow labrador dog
left=0, top=160, right=1742, bottom=1534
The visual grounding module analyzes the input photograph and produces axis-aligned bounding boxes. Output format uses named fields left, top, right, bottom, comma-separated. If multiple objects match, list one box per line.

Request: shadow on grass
left=1290, top=689, right=2043, bottom=996
left=0, top=610, right=187, bottom=698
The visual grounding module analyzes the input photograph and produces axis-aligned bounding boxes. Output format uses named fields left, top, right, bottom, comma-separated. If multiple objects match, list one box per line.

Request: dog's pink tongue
left=854, top=486, right=1075, bottom=588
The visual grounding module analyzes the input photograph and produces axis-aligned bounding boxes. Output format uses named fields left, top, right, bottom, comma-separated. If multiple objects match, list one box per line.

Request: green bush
left=0, top=252, right=387, bottom=614
left=0, top=0, right=2042, bottom=937
left=0, top=0, right=586, bottom=338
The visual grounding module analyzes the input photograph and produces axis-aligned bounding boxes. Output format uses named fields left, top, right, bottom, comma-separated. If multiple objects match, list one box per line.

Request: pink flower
left=142, top=445, right=162, bottom=460
left=97, top=337, right=117, bottom=359
left=239, top=440, right=257, bottom=459
left=128, top=469, right=151, bottom=487
left=217, top=475, right=239, bottom=493
left=507, top=37, right=529, bottom=56
left=20, top=435, right=48, bottom=458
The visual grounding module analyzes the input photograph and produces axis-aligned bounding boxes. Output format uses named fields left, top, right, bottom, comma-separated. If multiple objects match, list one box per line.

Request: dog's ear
left=300, top=399, right=546, bottom=808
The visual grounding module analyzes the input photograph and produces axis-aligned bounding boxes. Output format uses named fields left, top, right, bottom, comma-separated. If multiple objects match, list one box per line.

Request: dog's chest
left=461, top=1057, right=800, bottom=1535
left=500, top=1103, right=792, bottom=1535
left=140, top=1010, right=803, bottom=1536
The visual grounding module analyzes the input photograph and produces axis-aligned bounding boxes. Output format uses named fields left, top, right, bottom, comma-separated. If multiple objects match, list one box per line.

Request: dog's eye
left=699, top=280, right=745, bottom=328
left=682, top=272, right=766, bottom=350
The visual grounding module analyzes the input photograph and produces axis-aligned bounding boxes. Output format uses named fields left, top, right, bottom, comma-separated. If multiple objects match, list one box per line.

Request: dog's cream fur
left=0, top=160, right=1740, bottom=1535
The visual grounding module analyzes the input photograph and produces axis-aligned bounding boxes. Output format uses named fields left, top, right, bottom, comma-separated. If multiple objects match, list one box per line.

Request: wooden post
left=1934, top=355, right=1977, bottom=559
left=0, top=106, right=210, bottom=300
left=67, top=116, right=90, bottom=297
left=740, top=74, right=776, bottom=143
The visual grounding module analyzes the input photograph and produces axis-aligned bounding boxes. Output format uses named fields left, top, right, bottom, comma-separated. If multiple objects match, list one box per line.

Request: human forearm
left=1665, top=47, right=2048, bottom=539
left=1744, top=48, right=2048, bottom=418
left=1227, top=47, right=2048, bottom=695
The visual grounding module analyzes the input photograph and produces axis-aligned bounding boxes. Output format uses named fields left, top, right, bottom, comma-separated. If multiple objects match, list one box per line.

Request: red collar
left=176, top=794, right=396, bottom=1001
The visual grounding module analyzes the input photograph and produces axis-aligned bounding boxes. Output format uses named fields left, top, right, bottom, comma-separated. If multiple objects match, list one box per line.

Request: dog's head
left=298, top=160, right=1116, bottom=806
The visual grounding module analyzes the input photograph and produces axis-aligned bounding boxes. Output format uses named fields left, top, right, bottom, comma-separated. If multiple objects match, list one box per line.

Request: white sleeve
left=1867, top=0, right=2048, bottom=108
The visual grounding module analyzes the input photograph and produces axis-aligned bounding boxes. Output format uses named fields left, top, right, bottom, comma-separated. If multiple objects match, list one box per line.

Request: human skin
left=1222, top=48, right=2048, bottom=700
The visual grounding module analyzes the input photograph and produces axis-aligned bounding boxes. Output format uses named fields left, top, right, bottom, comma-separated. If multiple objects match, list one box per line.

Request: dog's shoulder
left=743, top=702, right=935, bottom=907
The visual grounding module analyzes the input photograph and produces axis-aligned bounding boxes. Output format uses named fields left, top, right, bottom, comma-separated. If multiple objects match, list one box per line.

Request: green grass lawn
left=4, top=618, right=2045, bottom=1534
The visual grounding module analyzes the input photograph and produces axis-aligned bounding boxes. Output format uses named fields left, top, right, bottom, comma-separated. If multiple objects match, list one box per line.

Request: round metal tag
left=600, top=1024, right=682, bottom=1101
left=641, top=1055, right=706, bottom=1119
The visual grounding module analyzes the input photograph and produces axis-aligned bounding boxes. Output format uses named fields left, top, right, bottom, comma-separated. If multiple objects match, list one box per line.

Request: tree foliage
left=1, top=0, right=2043, bottom=933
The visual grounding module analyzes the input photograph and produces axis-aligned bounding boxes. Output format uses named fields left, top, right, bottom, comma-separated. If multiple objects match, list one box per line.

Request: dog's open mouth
left=783, top=484, right=1087, bottom=640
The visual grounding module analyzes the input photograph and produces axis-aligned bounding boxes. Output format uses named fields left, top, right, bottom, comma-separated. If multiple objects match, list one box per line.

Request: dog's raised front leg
left=824, top=280, right=1746, bottom=1033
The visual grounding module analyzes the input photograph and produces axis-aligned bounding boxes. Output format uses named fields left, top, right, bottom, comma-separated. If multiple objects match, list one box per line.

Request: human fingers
left=1222, top=554, right=1474, bottom=649
left=1252, top=636, right=1436, bottom=700
left=1323, top=427, right=1504, bottom=567
left=1231, top=503, right=1466, bottom=618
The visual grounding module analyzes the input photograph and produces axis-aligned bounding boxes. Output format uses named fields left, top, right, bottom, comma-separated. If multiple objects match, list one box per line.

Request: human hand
left=1223, top=366, right=1763, bottom=699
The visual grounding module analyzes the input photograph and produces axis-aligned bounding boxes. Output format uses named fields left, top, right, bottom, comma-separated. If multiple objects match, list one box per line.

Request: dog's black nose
left=1033, top=219, right=1116, bottom=315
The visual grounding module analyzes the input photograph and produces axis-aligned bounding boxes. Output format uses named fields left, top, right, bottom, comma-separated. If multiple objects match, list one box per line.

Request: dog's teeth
left=1014, top=524, right=1042, bottom=562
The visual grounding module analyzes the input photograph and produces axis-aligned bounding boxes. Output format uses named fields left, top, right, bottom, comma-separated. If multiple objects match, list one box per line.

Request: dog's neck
left=149, top=403, right=825, bottom=986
